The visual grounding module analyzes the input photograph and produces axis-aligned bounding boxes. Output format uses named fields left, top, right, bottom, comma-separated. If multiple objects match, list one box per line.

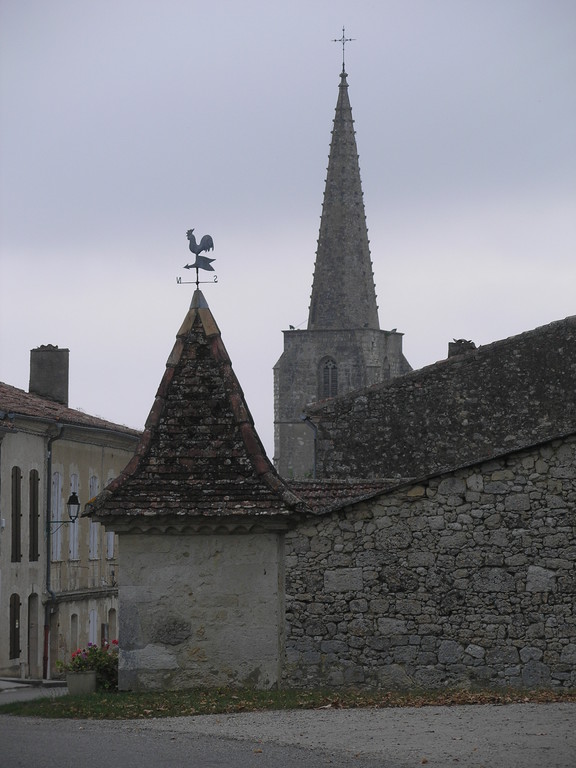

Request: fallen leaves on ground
left=1, top=686, right=574, bottom=720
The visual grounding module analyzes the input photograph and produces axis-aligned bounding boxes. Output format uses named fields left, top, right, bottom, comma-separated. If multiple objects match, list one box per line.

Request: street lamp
left=66, top=492, right=81, bottom=522
left=48, top=492, right=81, bottom=525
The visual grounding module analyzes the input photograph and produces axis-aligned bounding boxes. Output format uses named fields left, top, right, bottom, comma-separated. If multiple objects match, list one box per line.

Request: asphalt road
left=1, top=702, right=575, bottom=768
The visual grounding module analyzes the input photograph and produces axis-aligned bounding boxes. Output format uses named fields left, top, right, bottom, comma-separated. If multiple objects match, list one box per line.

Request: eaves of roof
left=0, top=381, right=141, bottom=438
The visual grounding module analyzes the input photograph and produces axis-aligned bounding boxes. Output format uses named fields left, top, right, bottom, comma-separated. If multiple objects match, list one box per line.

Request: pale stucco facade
left=0, top=380, right=138, bottom=679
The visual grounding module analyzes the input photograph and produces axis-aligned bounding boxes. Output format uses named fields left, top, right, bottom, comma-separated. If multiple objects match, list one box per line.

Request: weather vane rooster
left=184, top=229, right=215, bottom=272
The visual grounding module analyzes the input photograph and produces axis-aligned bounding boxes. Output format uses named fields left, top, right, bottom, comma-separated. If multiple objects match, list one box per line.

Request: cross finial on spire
left=332, top=26, right=355, bottom=72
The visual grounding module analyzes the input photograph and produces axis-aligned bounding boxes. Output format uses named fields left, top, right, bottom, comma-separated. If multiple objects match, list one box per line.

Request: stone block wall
left=282, top=436, right=576, bottom=689
left=308, top=316, right=576, bottom=480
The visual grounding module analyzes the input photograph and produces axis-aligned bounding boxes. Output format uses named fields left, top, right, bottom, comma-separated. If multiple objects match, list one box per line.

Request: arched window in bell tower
left=320, top=357, right=338, bottom=399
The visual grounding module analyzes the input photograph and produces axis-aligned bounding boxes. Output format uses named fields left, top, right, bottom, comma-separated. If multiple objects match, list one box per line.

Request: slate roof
left=87, top=291, right=309, bottom=522
left=0, top=380, right=140, bottom=437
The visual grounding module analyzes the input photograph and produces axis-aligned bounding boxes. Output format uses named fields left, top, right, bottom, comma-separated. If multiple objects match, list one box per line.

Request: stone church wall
left=274, top=327, right=410, bottom=478
left=283, top=436, right=576, bottom=690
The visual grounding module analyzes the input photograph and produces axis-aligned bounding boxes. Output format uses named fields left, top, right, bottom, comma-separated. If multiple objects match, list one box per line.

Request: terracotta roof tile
left=289, top=478, right=401, bottom=514
left=0, top=381, right=140, bottom=436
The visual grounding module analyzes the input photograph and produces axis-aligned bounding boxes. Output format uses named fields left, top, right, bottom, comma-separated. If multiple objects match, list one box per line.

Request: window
left=320, top=358, right=338, bottom=399
left=89, top=609, right=98, bottom=645
left=89, top=519, right=99, bottom=559
left=105, top=471, right=115, bottom=559
left=108, top=609, right=117, bottom=642
left=89, top=476, right=100, bottom=559
left=71, top=614, right=78, bottom=652
left=69, top=474, right=80, bottom=561
left=11, top=467, right=22, bottom=562
left=51, top=472, right=62, bottom=561
left=383, top=356, right=390, bottom=378
left=29, top=470, right=40, bottom=561
left=9, top=594, right=20, bottom=659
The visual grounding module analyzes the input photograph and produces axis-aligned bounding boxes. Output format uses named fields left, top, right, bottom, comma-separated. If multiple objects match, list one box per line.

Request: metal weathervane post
left=177, top=228, right=217, bottom=290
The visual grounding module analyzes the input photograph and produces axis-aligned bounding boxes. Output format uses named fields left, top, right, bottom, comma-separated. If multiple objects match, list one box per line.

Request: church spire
left=307, top=69, right=380, bottom=331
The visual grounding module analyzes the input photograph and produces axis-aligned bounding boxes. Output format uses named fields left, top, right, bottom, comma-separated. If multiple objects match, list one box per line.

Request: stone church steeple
left=274, top=68, right=411, bottom=479
left=308, top=69, right=379, bottom=332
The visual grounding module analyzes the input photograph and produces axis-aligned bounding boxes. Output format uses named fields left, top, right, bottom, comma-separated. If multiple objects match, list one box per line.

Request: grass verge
left=1, top=687, right=575, bottom=720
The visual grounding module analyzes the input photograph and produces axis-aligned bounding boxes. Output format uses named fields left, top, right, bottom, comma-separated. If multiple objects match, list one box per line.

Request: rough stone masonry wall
left=309, top=316, right=576, bottom=480
left=283, top=436, right=576, bottom=690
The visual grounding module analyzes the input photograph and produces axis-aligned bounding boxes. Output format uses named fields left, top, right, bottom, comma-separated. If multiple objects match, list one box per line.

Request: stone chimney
left=29, top=345, right=69, bottom=405
left=448, top=339, right=477, bottom=358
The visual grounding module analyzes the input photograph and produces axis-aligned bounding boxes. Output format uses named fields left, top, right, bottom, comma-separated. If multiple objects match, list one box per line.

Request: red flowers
left=58, top=640, right=119, bottom=690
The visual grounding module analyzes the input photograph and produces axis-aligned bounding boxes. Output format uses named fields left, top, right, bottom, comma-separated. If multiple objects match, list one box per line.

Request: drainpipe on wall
left=0, top=430, right=4, bottom=556
left=43, top=426, right=63, bottom=680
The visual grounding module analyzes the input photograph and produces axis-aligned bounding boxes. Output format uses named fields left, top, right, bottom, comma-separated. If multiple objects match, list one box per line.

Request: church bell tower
left=274, top=65, right=411, bottom=478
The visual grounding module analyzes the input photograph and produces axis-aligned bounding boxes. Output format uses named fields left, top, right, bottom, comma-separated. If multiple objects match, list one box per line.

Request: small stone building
left=87, top=291, right=309, bottom=689
left=89, top=292, right=576, bottom=691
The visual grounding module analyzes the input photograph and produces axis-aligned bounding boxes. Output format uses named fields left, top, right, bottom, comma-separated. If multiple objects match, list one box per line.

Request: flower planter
left=66, top=670, right=97, bottom=695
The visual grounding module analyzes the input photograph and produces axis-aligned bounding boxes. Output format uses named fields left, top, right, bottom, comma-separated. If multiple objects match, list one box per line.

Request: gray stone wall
left=118, top=531, right=283, bottom=691
left=308, top=316, right=576, bottom=480
left=283, top=436, right=576, bottom=690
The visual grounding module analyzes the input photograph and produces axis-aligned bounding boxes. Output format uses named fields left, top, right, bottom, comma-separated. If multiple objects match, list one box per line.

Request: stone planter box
left=66, top=670, right=97, bottom=695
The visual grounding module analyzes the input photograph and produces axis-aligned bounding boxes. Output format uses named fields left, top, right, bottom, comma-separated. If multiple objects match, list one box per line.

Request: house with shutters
left=0, top=345, right=138, bottom=679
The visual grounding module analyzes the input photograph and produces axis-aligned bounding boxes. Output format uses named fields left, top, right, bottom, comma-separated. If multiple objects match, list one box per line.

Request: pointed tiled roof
left=87, top=291, right=307, bottom=523
left=307, top=70, right=380, bottom=331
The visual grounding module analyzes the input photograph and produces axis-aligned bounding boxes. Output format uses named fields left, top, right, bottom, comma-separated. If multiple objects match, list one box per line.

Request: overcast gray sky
left=1, top=0, right=575, bottom=457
